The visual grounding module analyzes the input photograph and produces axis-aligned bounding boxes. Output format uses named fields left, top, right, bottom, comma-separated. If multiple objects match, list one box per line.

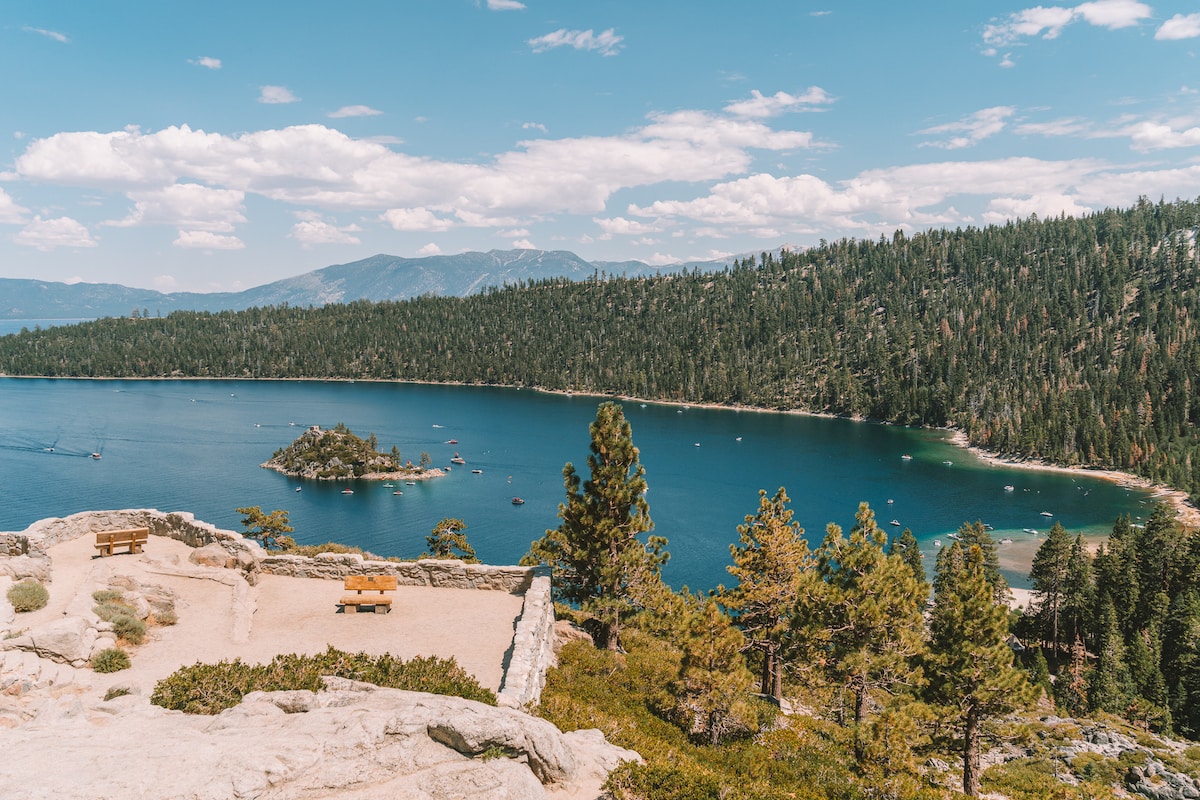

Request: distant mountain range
left=0, top=249, right=742, bottom=321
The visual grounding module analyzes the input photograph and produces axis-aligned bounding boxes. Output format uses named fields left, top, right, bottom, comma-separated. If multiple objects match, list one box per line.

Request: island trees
left=525, top=401, right=667, bottom=651
left=715, top=487, right=811, bottom=702
left=926, top=542, right=1031, bottom=797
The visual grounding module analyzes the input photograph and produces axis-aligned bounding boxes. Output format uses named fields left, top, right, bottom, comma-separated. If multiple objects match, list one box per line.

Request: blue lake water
left=0, top=319, right=93, bottom=336
left=0, top=378, right=1157, bottom=590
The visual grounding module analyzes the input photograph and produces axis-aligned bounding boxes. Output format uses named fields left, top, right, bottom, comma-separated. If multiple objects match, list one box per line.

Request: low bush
left=283, top=541, right=406, bottom=562
left=92, top=589, right=123, bottom=604
left=92, top=648, right=131, bottom=673
left=111, top=614, right=146, bottom=645
left=103, top=686, right=132, bottom=700
left=150, top=646, right=495, bottom=714
left=153, top=608, right=178, bottom=626
left=94, top=600, right=135, bottom=622
left=7, top=580, right=49, bottom=612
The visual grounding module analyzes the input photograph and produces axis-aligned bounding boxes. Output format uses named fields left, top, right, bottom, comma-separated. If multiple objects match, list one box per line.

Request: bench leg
left=374, top=604, right=388, bottom=614
left=344, top=603, right=357, bottom=614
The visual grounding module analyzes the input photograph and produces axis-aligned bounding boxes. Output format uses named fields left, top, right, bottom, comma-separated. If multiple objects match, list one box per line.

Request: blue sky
left=2, top=1, right=1199, bottom=293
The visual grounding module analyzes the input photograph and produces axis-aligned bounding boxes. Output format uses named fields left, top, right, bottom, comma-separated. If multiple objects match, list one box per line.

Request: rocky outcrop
left=0, top=682, right=640, bottom=799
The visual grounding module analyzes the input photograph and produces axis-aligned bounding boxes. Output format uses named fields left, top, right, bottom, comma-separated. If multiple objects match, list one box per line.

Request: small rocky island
left=262, top=423, right=444, bottom=481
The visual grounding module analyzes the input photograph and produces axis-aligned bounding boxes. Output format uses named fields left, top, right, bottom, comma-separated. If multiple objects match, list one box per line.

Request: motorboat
left=889, top=519, right=900, bottom=526
left=1004, top=485, right=1015, bottom=492
left=1040, top=511, right=1053, bottom=517
left=1023, top=528, right=1038, bottom=534
left=341, top=489, right=354, bottom=495
left=901, top=454, right=912, bottom=460
left=450, top=454, right=466, bottom=465
left=512, top=497, right=525, bottom=505
left=472, top=469, right=483, bottom=474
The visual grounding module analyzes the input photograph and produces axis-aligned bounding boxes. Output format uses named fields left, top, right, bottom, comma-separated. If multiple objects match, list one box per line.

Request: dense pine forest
left=3, top=197, right=1199, bottom=494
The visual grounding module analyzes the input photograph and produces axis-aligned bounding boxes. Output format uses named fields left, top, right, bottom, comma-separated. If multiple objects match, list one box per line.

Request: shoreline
left=2, top=373, right=1194, bottom=529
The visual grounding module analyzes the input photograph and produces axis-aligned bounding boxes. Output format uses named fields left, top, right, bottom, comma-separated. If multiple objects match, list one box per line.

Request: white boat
left=934, top=539, right=941, bottom=546
left=341, top=489, right=354, bottom=495
left=91, top=453, right=102, bottom=459
left=295, top=487, right=302, bottom=492
left=383, top=483, right=394, bottom=488
left=900, top=454, right=912, bottom=460
left=947, top=533, right=961, bottom=540
left=1000, top=538, right=1013, bottom=544
left=887, top=498, right=894, bottom=504
left=1040, top=511, right=1053, bottom=517
left=472, top=469, right=483, bottom=474
left=889, top=519, right=900, bottom=526
left=1004, top=485, right=1014, bottom=492
left=942, top=460, right=953, bottom=466
left=1023, top=528, right=1038, bottom=534
left=393, top=491, right=403, bottom=495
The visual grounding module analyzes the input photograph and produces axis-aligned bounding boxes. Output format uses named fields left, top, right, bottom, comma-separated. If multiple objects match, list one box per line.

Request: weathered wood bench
left=339, top=575, right=397, bottom=614
left=94, top=528, right=150, bottom=557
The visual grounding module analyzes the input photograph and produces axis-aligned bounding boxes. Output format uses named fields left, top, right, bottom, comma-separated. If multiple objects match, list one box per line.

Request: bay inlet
left=0, top=378, right=1157, bottom=590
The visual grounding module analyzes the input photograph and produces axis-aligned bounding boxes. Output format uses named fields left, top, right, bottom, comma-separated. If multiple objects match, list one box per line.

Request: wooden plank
left=343, top=575, right=398, bottom=593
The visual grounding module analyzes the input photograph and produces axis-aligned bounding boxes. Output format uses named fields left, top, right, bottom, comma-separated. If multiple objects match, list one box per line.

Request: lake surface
left=0, top=378, right=1157, bottom=590
left=0, top=319, right=93, bottom=336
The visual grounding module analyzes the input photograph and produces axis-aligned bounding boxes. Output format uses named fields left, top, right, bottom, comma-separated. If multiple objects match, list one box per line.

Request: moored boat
left=512, top=497, right=525, bottom=505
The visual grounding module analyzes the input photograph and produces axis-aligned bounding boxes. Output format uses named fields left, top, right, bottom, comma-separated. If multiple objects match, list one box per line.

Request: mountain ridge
left=0, top=248, right=743, bottom=320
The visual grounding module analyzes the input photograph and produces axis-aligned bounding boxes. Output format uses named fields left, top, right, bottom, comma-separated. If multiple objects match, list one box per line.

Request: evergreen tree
left=425, top=518, right=477, bottom=562
left=672, top=597, right=757, bottom=745
left=715, top=487, right=811, bottom=701
left=889, top=527, right=928, bottom=596
left=1062, top=534, right=1095, bottom=650
left=801, top=502, right=926, bottom=762
left=955, top=521, right=1006, bottom=603
left=926, top=542, right=1031, bottom=797
left=525, top=402, right=667, bottom=651
left=1088, top=593, right=1132, bottom=714
left=1029, top=522, right=1073, bottom=661
left=235, top=505, right=295, bottom=551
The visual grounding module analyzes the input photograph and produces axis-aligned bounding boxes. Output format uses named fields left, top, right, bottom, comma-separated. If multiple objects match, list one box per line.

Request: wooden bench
left=94, top=528, right=150, bottom=557
left=339, top=575, right=397, bottom=614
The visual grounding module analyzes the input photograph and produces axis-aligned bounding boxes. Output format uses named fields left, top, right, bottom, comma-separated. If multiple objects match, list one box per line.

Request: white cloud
left=153, top=275, right=178, bottom=289
left=0, top=188, right=29, bottom=223
left=290, top=218, right=362, bottom=246
left=918, top=106, right=1015, bottom=149
left=486, top=0, right=525, bottom=9
left=328, top=105, right=383, bottom=118
left=522, top=122, right=548, bottom=133
left=1126, top=120, right=1200, bottom=151
left=107, top=183, right=246, bottom=231
left=258, top=85, right=300, bottom=104
left=512, top=238, right=536, bottom=249
left=1014, top=117, right=1090, bottom=137
left=645, top=252, right=681, bottom=266
left=190, top=56, right=222, bottom=69
left=417, top=242, right=442, bottom=255
left=381, top=207, right=456, bottom=231
left=528, top=28, right=623, bottom=56
left=593, top=216, right=663, bottom=236
left=1157, top=13, right=1200, bottom=40
left=173, top=230, right=244, bottom=249
left=983, top=1, right=1151, bottom=51
left=22, top=26, right=69, bottom=43
left=724, top=87, right=834, bottom=118
left=14, top=216, right=96, bottom=251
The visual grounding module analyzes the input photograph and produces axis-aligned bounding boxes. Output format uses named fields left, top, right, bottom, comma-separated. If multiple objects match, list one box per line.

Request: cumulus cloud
left=107, top=183, right=246, bottom=231
left=522, top=122, right=548, bottom=133
left=918, top=106, right=1015, bottom=149
left=381, top=207, right=456, bottom=231
left=1126, top=120, right=1200, bottom=150
left=724, top=87, right=834, bottom=118
left=190, top=56, right=222, bottom=69
left=511, top=238, right=536, bottom=249
left=153, top=275, right=178, bottom=289
left=173, top=230, right=244, bottom=249
left=593, top=216, right=663, bottom=237
left=258, top=85, right=300, bottom=104
left=486, top=0, right=525, bottom=9
left=1156, top=13, right=1200, bottom=40
left=983, top=1, right=1150, bottom=51
left=22, top=26, right=69, bottom=43
left=14, top=216, right=96, bottom=250
left=328, top=105, right=383, bottom=118
left=528, top=28, right=623, bottom=56
left=417, top=242, right=442, bottom=255
left=290, top=217, right=362, bottom=246
left=0, top=188, right=29, bottom=223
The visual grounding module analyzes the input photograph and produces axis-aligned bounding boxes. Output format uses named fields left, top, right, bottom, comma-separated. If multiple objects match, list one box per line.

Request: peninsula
left=262, top=423, right=444, bottom=482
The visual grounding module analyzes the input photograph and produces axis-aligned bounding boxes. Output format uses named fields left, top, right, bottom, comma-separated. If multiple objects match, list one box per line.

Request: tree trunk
left=761, top=647, right=775, bottom=698
left=853, top=677, right=869, bottom=763
left=963, top=706, right=981, bottom=797
left=603, top=619, right=620, bottom=651
left=772, top=655, right=783, bottom=702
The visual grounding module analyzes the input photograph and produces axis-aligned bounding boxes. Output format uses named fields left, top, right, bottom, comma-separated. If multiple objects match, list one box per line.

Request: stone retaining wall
left=1, top=509, right=556, bottom=704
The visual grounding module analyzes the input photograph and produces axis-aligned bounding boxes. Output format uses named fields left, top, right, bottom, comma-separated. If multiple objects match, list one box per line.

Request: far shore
left=3, top=372, right=1195, bottom=531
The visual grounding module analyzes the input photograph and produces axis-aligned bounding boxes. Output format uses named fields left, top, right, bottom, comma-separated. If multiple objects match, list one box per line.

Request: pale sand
left=28, top=534, right=527, bottom=697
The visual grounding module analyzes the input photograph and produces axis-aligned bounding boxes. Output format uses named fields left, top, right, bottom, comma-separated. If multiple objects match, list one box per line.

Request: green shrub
left=153, top=608, right=178, bottom=626
left=111, top=614, right=146, bottom=644
left=92, top=648, right=131, bottom=673
left=150, top=646, right=496, bottom=715
left=94, top=600, right=135, bottom=622
left=103, top=686, right=132, bottom=700
left=92, top=589, right=123, bottom=604
left=7, top=580, right=49, bottom=612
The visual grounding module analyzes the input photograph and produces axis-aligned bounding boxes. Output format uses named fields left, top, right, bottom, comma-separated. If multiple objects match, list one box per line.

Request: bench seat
left=339, top=575, right=397, bottom=614
left=94, top=528, right=150, bottom=557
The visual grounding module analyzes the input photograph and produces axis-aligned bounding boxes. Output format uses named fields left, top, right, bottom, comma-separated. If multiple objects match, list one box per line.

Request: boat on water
left=406, top=481, right=416, bottom=486
left=446, top=439, right=458, bottom=444
left=1023, top=528, right=1038, bottom=534
left=383, top=483, right=394, bottom=488
left=1040, top=511, right=1053, bottom=517
left=341, top=489, right=354, bottom=495
left=91, top=453, right=102, bottom=459
left=889, top=519, right=900, bottom=526
left=1000, top=538, right=1014, bottom=544
left=512, top=497, right=525, bottom=505
left=1004, top=485, right=1015, bottom=492
left=295, top=487, right=302, bottom=492
left=393, top=490, right=403, bottom=495
left=983, top=523, right=994, bottom=530
left=934, top=539, right=941, bottom=547
left=472, top=469, right=483, bottom=474
left=942, top=460, right=953, bottom=466
left=948, top=532, right=961, bottom=540
left=901, top=454, right=912, bottom=460
left=450, top=454, right=466, bottom=465
left=887, top=498, right=894, bottom=504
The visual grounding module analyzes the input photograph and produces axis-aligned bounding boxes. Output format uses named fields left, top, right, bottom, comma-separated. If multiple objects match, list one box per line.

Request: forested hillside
left=3, top=197, right=1199, bottom=493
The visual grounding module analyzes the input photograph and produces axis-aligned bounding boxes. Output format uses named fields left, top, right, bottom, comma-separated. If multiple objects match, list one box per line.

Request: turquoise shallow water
left=0, top=378, right=1156, bottom=590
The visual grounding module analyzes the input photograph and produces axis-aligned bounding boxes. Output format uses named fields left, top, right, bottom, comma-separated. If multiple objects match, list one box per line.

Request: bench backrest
left=343, top=575, right=398, bottom=593
left=95, top=528, right=150, bottom=545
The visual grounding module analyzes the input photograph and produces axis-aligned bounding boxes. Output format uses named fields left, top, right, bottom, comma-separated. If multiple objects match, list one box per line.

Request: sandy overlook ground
left=19, top=534, right=526, bottom=698
left=0, top=528, right=635, bottom=799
